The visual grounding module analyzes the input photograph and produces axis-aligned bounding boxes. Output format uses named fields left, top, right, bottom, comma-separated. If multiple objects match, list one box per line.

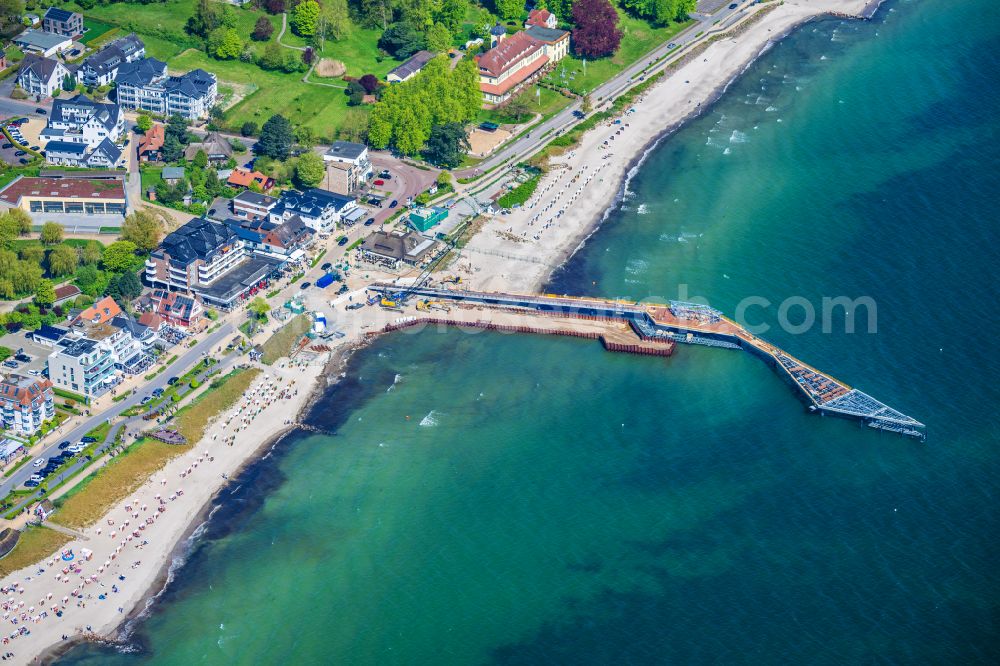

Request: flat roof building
left=0, top=174, right=127, bottom=220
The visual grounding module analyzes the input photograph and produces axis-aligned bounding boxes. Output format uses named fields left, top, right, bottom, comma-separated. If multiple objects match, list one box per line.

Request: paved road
left=0, top=323, right=235, bottom=501
left=454, top=3, right=749, bottom=179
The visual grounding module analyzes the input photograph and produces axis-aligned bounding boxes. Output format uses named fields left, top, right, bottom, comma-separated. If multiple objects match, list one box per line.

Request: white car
left=67, top=444, right=85, bottom=454
left=28, top=474, right=43, bottom=483
left=32, top=458, right=45, bottom=467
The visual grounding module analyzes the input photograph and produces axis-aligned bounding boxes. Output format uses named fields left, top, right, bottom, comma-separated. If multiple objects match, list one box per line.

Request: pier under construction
left=369, top=283, right=925, bottom=440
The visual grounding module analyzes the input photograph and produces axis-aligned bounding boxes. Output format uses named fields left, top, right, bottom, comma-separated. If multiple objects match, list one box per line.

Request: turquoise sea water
left=60, top=0, right=999, bottom=663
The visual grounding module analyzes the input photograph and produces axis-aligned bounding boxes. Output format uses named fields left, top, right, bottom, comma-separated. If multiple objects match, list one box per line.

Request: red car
left=373, top=179, right=385, bottom=186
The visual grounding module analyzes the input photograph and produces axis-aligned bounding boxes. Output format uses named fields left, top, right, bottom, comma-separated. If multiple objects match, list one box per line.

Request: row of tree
left=368, top=56, right=480, bottom=155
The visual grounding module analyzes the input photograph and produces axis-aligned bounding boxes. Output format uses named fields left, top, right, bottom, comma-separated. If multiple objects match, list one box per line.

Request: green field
left=545, top=12, right=693, bottom=95
left=62, top=1, right=394, bottom=140
left=479, top=86, right=573, bottom=125
left=80, top=18, right=115, bottom=45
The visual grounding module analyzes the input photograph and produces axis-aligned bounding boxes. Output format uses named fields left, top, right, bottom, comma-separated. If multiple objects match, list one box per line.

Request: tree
left=62, top=73, right=76, bottom=92
left=34, top=279, right=55, bottom=307
left=422, top=122, right=470, bottom=168
left=339, top=109, right=368, bottom=143
left=252, top=16, right=274, bottom=41
left=40, top=222, right=63, bottom=245
left=19, top=244, right=44, bottom=265
left=187, top=0, right=223, bottom=37
left=136, top=114, right=153, bottom=133
left=102, top=241, right=139, bottom=273
left=208, top=27, right=243, bottom=60
left=294, top=125, right=317, bottom=149
left=264, top=0, right=285, bottom=13
left=495, top=0, right=524, bottom=21
left=241, top=121, right=258, bottom=137
left=621, top=0, right=695, bottom=25
left=572, top=0, right=622, bottom=58
left=319, top=0, right=350, bottom=40
left=12, top=262, right=42, bottom=295
left=378, top=23, right=427, bottom=59
left=503, top=95, right=531, bottom=122
left=581, top=93, right=592, bottom=114
left=47, top=244, right=79, bottom=277
left=248, top=296, right=270, bottom=321
left=0, top=209, right=32, bottom=237
left=120, top=210, right=163, bottom=252
left=257, top=114, right=294, bottom=160
left=291, top=0, right=320, bottom=37
left=193, top=149, right=209, bottom=170
left=358, top=74, right=379, bottom=94
left=73, top=264, right=109, bottom=297
left=259, top=42, right=285, bottom=71
left=346, top=80, right=365, bottom=106
left=426, top=22, right=452, bottom=53
left=295, top=151, right=325, bottom=188
left=82, top=241, right=103, bottom=265
left=106, top=271, right=142, bottom=302
left=166, top=114, right=189, bottom=144
left=437, top=0, right=468, bottom=33
left=162, top=135, right=184, bottom=162
left=437, top=171, right=452, bottom=188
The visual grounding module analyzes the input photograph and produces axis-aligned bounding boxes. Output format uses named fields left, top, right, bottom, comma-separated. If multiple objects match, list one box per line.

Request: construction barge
left=369, top=283, right=925, bottom=440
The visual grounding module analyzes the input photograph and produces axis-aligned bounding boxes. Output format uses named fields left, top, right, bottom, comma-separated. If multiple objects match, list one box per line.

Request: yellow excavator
left=442, top=275, right=462, bottom=285
left=380, top=296, right=398, bottom=308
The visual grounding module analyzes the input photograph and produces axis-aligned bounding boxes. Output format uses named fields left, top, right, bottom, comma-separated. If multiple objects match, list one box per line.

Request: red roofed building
left=145, top=289, right=206, bottom=330
left=526, top=9, right=557, bottom=29
left=476, top=31, right=549, bottom=107
left=73, top=295, right=122, bottom=325
left=227, top=167, right=274, bottom=192
left=137, top=124, right=165, bottom=162
left=0, top=375, right=54, bottom=435
left=53, top=283, right=81, bottom=305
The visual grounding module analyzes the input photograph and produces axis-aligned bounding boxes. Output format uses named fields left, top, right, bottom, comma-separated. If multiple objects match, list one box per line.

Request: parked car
left=167, top=376, right=179, bottom=385
left=373, top=179, right=385, bottom=186
left=364, top=217, right=375, bottom=226
left=17, top=158, right=28, bottom=165
left=80, top=435, right=97, bottom=443
left=67, top=444, right=85, bottom=454
left=729, top=3, right=738, bottom=8
left=321, top=262, right=332, bottom=271
left=24, top=480, right=39, bottom=488
left=3, top=360, right=18, bottom=369
left=379, top=169, right=391, bottom=177
left=140, top=395, right=152, bottom=405
left=572, top=110, right=586, bottom=119
left=338, top=236, right=349, bottom=246
left=389, top=200, right=398, bottom=208
left=35, top=108, right=46, bottom=115
left=151, top=388, right=164, bottom=398
left=32, top=458, right=44, bottom=467
left=14, top=353, right=30, bottom=363
left=57, top=440, right=71, bottom=450
left=14, top=150, right=25, bottom=157
left=29, top=474, right=43, bottom=483
left=668, top=42, right=677, bottom=48
left=29, top=145, right=39, bottom=151
left=1, top=143, right=10, bottom=149
left=300, top=281, right=311, bottom=290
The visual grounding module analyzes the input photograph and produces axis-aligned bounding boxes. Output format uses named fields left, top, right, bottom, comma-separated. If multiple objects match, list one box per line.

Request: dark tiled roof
left=325, top=141, right=367, bottom=160
left=44, top=7, right=77, bottom=22
left=275, top=188, right=354, bottom=218
left=91, top=138, right=122, bottom=164
left=18, top=54, right=63, bottom=83
left=234, top=190, right=276, bottom=208
left=524, top=25, right=569, bottom=43
left=45, top=140, right=87, bottom=156
left=155, top=217, right=238, bottom=267
left=387, top=50, right=435, bottom=80
left=166, top=69, right=215, bottom=98
left=50, top=94, right=121, bottom=133
left=116, top=57, right=167, bottom=87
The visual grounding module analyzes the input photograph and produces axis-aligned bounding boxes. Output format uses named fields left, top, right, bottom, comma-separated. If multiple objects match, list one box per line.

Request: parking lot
left=0, top=330, right=53, bottom=376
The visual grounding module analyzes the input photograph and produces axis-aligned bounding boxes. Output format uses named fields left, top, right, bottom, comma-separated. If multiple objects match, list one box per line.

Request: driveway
left=0, top=323, right=235, bottom=501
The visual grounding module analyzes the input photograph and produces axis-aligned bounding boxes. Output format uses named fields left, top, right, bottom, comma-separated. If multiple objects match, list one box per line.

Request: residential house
left=476, top=30, right=551, bottom=107
left=184, top=132, right=232, bottom=164
left=40, top=94, right=125, bottom=167
left=71, top=295, right=122, bottom=325
left=145, top=217, right=280, bottom=309
left=0, top=49, right=7, bottom=71
left=13, top=29, right=72, bottom=57
left=142, top=290, right=205, bottom=329
left=137, top=123, right=164, bottom=162
left=322, top=141, right=373, bottom=195
left=116, top=57, right=218, bottom=120
left=225, top=215, right=314, bottom=262
left=269, top=188, right=359, bottom=233
left=231, top=190, right=277, bottom=220
left=358, top=230, right=437, bottom=270
left=42, top=7, right=83, bottom=38
left=16, top=54, right=72, bottom=98
left=386, top=50, right=435, bottom=83
left=526, top=8, right=558, bottom=29
left=0, top=375, right=54, bottom=436
left=0, top=173, right=127, bottom=218
left=161, top=166, right=186, bottom=185
left=524, top=25, right=570, bottom=63
left=227, top=167, right=273, bottom=191
left=46, top=337, right=117, bottom=397
left=77, top=34, right=145, bottom=88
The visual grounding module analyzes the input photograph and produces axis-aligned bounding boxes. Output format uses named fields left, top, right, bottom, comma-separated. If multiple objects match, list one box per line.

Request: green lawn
left=545, top=12, right=693, bottom=95
left=139, top=164, right=164, bottom=197
left=80, top=18, right=115, bottom=45
left=479, top=87, right=572, bottom=125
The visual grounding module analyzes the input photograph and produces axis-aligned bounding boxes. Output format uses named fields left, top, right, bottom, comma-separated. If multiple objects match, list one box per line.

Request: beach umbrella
left=46, top=593, right=51, bottom=600
left=104, top=561, right=110, bottom=567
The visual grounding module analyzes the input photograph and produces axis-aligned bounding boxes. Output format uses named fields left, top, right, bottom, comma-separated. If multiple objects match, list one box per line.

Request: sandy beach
left=0, top=359, right=324, bottom=663
left=0, top=1, right=879, bottom=662
left=457, top=0, right=873, bottom=293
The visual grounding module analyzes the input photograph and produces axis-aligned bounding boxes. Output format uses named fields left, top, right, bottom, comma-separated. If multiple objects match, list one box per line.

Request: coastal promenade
left=369, top=284, right=925, bottom=439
